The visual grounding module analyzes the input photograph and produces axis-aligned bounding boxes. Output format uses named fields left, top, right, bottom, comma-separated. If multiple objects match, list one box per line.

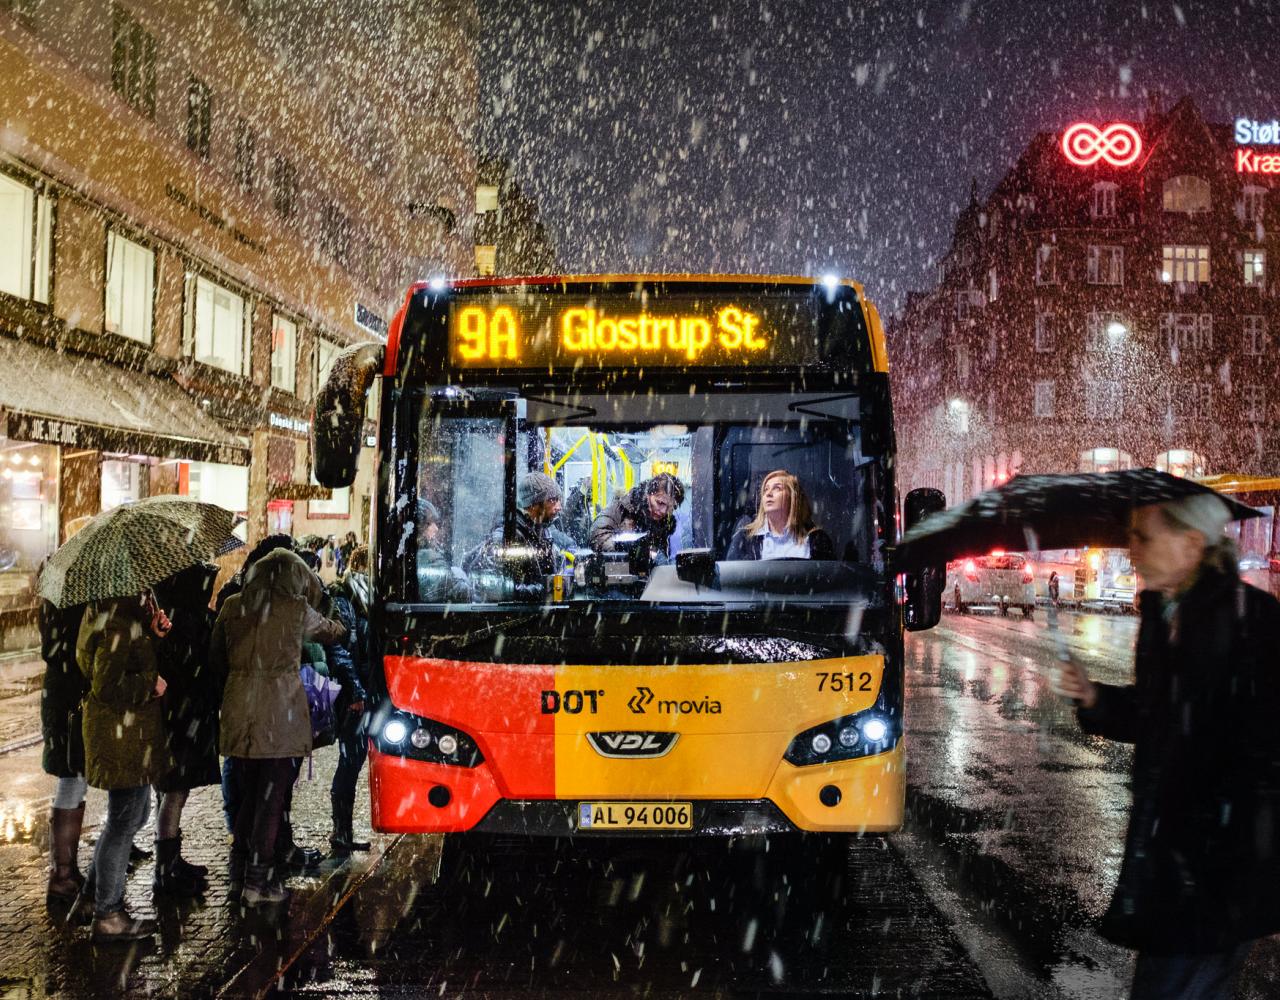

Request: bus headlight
left=784, top=708, right=900, bottom=766
left=861, top=718, right=888, bottom=743
left=369, top=706, right=483, bottom=767
left=383, top=719, right=409, bottom=744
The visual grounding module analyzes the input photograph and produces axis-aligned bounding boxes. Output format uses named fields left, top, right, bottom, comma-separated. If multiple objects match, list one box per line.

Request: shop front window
left=0, top=439, right=59, bottom=619
left=100, top=459, right=143, bottom=511
left=1154, top=449, right=1206, bottom=479
left=183, top=460, right=248, bottom=538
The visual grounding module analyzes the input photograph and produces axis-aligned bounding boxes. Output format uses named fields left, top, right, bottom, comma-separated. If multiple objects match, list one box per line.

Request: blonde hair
left=743, top=470, right=817, bottom=543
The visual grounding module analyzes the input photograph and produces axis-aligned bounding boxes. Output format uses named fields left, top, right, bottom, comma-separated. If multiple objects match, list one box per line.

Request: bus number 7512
left=816, top=671, right=873, bottom=693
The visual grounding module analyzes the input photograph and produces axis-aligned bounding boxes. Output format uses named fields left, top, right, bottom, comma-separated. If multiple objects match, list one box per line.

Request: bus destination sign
left=447, top=291, right=839, bottom=369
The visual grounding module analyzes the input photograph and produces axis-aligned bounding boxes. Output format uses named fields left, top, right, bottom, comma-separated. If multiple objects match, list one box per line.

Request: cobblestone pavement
left=0, top=740, right=430, bottom=998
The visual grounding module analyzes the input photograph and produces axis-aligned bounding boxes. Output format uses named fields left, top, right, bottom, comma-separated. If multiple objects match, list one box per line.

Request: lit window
left=270, top=313, right=297, bottom=392
left=1033, top=380, right=1055, bottom=418
left=104, top=231, right=154, bottom=344
left=1034, top=312, right=1054, bottom=352
left=476, top=185, right=499, bottom=214
left=1161, top=245, right=1210, bottom=284
left=184, top=273, right=247, bottom=375
left=475, top=244, right=496, bottom=277
left=1162, top=175, right=1210, bottom=213
left=1092, top=182, right=1118, bottom=219
left=0, top=171, right=52, bottom=304
left=1087, top=245, right=1123, bottom=285
left=1243, top=249, right=1266, bottom=288
left=1035, top=244, right=1058, bottom=285
left=1243, top=315, right=1268, bottom=356
left=1079, top=448, right=1133, bottom=473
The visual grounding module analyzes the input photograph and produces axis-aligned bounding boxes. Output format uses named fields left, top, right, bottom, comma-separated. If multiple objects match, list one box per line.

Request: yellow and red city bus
left=312, top=275, right=943, bottom=849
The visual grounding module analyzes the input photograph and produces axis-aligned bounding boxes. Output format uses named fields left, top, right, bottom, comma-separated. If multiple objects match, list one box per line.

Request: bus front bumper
left=367, top=743, right=905, bottom=835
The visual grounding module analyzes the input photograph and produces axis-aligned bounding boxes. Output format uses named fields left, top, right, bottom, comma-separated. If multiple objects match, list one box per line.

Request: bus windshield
left=408, top=387, right=889, bottom=609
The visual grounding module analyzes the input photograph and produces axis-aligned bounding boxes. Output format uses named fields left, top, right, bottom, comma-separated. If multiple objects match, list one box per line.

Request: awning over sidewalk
left=0, top=338, right=250, bottom=466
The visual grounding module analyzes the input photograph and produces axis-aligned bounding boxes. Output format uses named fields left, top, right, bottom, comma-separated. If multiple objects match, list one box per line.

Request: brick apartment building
left=891, top=96, right=1280, bottom=521
left=0, top=0, right=478, bottom=644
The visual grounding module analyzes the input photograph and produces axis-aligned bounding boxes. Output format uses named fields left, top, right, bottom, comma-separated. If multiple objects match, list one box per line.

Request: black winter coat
left=152, top=563, right=221, bottom=792
left=39, top=599, right=89, bottom=778
left=326, top=573, right=372, bottom=711
left=1078, top=567, right=1280, bottom=953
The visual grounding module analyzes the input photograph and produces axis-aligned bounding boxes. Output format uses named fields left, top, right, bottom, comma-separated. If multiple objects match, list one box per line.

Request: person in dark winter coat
left=76, top=592, right=175, bottom=943
left=724, top=470, right=835, bottom=561
left=214, top=532, right=294, bottom=831
left=39, top=597, right=90, bottom=907
left=327, top=545, right=373, bottom=855
left=211, top=549, right=345, bottom=906
left=1056, top=494, right=1280, bottom=1000
left=589, top=473, right=684, bottom=559
left=465, top=472, right=564, bottom=596
left=149, top=562, right=220, bottom=896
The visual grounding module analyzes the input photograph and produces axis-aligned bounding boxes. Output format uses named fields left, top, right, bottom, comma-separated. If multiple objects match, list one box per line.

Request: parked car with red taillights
left=945, top=552, right=1036, bottom=617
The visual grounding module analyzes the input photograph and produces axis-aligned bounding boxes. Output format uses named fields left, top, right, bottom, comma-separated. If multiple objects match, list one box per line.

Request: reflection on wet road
left=310, top=833, right=989, bottom=997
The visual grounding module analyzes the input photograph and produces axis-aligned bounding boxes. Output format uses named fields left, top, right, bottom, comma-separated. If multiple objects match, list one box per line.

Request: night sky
left=479, top=0, right=1280, bottom=311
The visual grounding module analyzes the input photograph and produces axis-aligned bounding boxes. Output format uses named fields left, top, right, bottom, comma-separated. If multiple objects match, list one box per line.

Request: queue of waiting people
left=39, top=532, right=376, bottom=943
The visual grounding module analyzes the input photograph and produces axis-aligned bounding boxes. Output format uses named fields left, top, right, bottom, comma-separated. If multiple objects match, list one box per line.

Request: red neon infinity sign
left=1061, top=122, right=1143, bottom=167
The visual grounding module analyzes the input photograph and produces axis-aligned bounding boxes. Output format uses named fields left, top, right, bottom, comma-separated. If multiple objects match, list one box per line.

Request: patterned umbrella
left=894, top=468, right=1262, bottom=570
left=38, top=495, right=243, bottom=608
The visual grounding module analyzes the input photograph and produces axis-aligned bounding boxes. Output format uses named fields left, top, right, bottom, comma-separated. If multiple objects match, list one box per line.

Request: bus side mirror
left=675, top=548, right=718, bottom=588
left=312, top=343, right=384, bottom=488
left=902, top=487, right=945, bottom=631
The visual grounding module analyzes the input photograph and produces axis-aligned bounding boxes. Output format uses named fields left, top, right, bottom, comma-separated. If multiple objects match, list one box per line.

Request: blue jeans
left=1131, top=942, right=1253, bottom=1000
left=88, top=785, right=151, bottom=918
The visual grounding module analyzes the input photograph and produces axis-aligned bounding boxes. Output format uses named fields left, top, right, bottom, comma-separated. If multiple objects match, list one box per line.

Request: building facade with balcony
left=892, top=96, right=1280, bottom=539
left=0, top=0, right=477, bottom=642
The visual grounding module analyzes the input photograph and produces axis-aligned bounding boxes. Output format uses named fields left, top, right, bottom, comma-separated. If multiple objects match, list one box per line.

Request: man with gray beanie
left=464, top=471, right=564, bottom=597
left=1056, top=493, right=1280, bottom=999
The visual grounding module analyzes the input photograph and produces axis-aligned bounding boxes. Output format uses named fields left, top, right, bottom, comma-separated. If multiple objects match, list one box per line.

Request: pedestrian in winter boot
left=325, top=547, right=373, bottom=856
left=76, top=592, right=174, bottom=942
left=150, top=563, right=221, bottom=896
left=211, top=550, right=344, bottom=906
left=38, top=594, right=90, bottom=907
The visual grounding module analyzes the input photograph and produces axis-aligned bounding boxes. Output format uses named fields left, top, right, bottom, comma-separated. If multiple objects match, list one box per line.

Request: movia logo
left=626, top=686, right=722, bottom=716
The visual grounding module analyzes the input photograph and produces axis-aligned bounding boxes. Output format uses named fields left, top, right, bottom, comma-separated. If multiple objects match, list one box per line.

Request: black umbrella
left=894, top=468, right=1262, bottom=570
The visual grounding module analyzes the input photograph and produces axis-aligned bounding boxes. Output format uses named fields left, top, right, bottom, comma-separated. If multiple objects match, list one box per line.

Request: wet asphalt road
left=286, top=607, right=1278, bottom=999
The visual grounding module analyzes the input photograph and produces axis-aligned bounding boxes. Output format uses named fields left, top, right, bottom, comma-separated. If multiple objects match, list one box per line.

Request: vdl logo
left=586, top=731, right=679, bottom=759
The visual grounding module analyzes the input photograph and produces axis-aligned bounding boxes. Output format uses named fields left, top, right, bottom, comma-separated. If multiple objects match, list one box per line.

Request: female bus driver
left=725, top=470, right=835, bottom=560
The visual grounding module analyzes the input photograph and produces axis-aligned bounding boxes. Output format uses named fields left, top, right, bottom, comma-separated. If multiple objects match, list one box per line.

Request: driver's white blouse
left=757, top=525, right=811, bottom=560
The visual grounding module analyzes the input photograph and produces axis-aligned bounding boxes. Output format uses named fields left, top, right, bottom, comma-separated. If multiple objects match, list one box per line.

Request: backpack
left=298, top=664, right=341, bottom=749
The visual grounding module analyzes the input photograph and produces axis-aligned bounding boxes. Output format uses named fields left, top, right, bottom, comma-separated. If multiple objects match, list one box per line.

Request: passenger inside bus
left=588, top=473, right=686, bottom=561
left=413, top=391, right=884, bottom=605
left=725, top=469, right=834, bottom=560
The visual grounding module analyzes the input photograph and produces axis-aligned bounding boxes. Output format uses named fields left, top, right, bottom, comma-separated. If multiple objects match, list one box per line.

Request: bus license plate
left=577, top=802, right=693, bottom=831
